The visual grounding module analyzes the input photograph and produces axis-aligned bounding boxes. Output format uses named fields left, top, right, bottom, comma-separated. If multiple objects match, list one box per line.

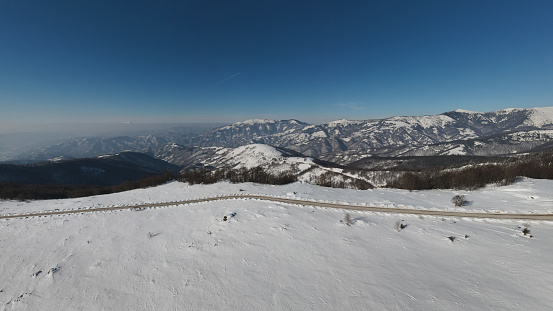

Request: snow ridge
left=527, top=107, right=553, bottom=127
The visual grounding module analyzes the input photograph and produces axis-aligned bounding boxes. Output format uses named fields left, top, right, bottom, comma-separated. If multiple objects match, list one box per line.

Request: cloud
left=334, top=102, right=364, bottom=111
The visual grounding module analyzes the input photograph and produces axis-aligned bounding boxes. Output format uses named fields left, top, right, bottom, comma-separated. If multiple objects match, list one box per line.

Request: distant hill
left=0, top=152, right=180, bottom=186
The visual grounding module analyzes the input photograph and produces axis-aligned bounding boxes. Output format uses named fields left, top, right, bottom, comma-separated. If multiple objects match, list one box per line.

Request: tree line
left=177, top=166, right=297, bottom=185
left=386, top=150, right=553, bottom=190
left=0, top=172, right=175, bottom=201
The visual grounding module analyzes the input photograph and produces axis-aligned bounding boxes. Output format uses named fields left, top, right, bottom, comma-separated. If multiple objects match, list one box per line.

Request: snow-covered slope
left=216, top=144, right=290, bottom=169
left=154, top=143, right=372, bottom=188
left=526, top=106, right=553, bottom=127
left=205, top=144, right=313, bottom=170
left=1, top=180, right=552, bottom=310
left=154, top=143, right=314, bottom=171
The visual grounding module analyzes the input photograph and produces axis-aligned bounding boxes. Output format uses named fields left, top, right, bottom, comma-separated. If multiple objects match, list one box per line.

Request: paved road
left=1, top=194, right=552, bottom=221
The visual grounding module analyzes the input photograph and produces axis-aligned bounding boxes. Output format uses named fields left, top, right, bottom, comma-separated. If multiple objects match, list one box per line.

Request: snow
left=2, top=178, right=552, bottom=219
left=222, top=144, right=285, bottom=169
left=296, top=162, right=312, bottom=171
left=444, top=145, right=466, bottom=155
left=457, top=127, right=478, bottom=137
left=497, top=107, right=524, bottom=114
left=527, top=106, right=553, bottom=127
left=326, top=119, right=363, bottom=127
left=384, top=115, right=454, bottom=129
left=509, top=130, right=553, bottom=141
left=236, top=119, right=273, bottom=126
left=1, top=180, right=553, bottom=310
left=48, top=156, right=72, bottom=162
left=383, top=119, right=411, bottom=128
left=219, top=119, right=275, bottom=130
left=310, top=130, right=327, bottom=138
left=453, top=109, right=481, bottom=114
left=415, top=115, right=454, bottom=128
left=287, top=156, right=314, bottom=170
left=199, top=144, right=323, bottom=178
left=230, top=144, right=283, bottom=158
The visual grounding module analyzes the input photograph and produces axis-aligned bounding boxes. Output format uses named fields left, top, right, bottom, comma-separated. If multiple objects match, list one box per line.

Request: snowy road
left=2, top=194, right=553, bottom=221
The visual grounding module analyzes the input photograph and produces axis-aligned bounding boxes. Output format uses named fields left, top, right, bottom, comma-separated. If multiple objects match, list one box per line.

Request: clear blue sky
left=1, top=0, right=552, bottom=127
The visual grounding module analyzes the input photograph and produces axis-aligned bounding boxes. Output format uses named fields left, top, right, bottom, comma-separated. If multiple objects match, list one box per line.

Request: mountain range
left=2, top=107, right=553, bottom=174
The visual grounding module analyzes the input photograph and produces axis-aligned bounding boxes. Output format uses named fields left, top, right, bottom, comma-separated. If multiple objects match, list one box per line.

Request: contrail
left=211, top=72, right=241, bottom=87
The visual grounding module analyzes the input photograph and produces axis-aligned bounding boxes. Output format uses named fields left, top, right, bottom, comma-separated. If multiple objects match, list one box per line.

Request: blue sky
left=1, top=0, right=552, bottom=127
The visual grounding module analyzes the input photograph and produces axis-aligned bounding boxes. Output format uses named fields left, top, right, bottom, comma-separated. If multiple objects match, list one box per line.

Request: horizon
left=2, top=104, right=553, bottom=135
left=1, top=1, right=553, bottom=127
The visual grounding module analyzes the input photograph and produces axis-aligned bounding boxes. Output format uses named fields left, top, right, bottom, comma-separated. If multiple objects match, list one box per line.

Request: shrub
left=344, top=213, right=352, bottom=226
left=395, top=220, right=406, bottom=231
left=522, top=227, right=530, bottom=236
left=452, top=195, right=467, bottom=207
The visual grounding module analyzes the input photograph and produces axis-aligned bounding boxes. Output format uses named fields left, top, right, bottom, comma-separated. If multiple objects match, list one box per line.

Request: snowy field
left=1, top=178, right=552, bottom=215
left=1, top=180, right=553, bottom=310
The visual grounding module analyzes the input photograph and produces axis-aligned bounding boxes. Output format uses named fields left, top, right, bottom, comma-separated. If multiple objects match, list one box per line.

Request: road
left=1, top=194, right=552, bottom=221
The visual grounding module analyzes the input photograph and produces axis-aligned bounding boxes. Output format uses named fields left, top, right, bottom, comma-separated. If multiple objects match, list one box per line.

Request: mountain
left=195, top=119, right=311, bottom=147
left=152, top=144, right=224, bottom=169
left=278, top=107, right=553, bottom=161
left=0, top=152, right=180, bottom=186
left=157, top=143, right=372, bottom=189
left=5, top=107, right=553, bottom=166
left=0, top=125, right=214, bottom=163
left=200, top=144, right=317, bottom=171
left=190, top=107, right=553, bottom=163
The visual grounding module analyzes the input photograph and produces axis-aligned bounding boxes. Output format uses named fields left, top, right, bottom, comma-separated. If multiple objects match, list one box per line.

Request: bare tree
left=451, top=195, right=467, bottom=207
left=344, top=213, right=352, bottom=226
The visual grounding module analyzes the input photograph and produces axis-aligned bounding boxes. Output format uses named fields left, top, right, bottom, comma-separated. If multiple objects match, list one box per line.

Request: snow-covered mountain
left=5, top=107, right=553, bottom=165
left=192, top=107, right=553, bottom=162
left=155, top=143, right=371, bottom=188
left=201, top=144, right=309, bottom=170
left=196, top=119, right=310, bottom=148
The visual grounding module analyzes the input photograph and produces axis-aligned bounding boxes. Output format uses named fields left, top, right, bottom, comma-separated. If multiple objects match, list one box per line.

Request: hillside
left=0, top=152, right=179, bottom=186
left=1, top=180, right=552, bottom=310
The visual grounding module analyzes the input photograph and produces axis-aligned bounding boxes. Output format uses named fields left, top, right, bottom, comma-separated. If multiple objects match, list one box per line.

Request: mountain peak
left=237, top=119, right=274, bottom=125
left=452, top=109, right=480, bottom=114
left=327, top=119, right=362, bottom=127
